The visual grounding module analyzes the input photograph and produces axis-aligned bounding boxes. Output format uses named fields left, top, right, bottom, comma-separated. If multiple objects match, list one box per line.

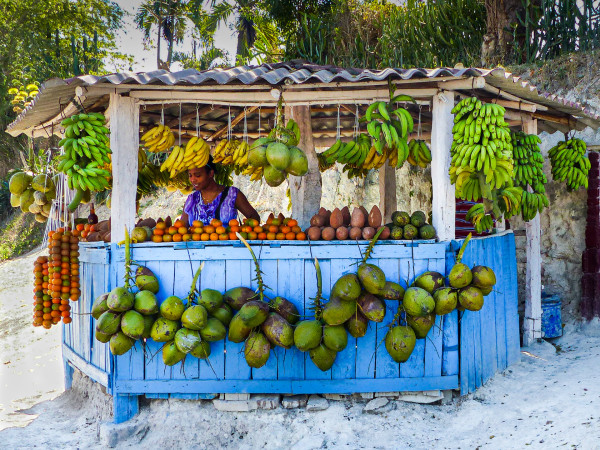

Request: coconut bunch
left=386, top=210, right=436, bottom=240
left=8, top=170, right=57, bottom=222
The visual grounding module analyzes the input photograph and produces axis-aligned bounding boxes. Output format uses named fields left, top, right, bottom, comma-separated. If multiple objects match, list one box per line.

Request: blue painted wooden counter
left=64, top=233, right=519, bottom=423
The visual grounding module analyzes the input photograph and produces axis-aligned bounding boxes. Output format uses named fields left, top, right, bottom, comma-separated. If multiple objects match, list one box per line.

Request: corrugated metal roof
left=7, top=60, right=600, bottom=135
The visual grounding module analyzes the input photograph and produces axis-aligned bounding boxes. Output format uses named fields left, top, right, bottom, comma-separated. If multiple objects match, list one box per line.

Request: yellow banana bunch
left=241, top=165, right=263, bottom=181
left=213, top=139, right=242, bottom=165
left=232, top=141, right=250, bottom=167
left=362, top=146, right=389, bottom=170
left=160, top=136, right=210, bottom=177
left=141, top=124, right=175, bottom=153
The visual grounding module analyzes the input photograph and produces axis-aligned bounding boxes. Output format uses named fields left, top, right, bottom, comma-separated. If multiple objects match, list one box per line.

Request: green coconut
left=406, top=313, right=436, bottom=339
left=10, top=193, right=21, bottom=207
left=247, top=146, right=268, bottom=167
left=471, top=266, right=497, bottom=290
left=19, top=188, right=35, bottom=213
left=410, top=211, right=427, bottom=227
left=91, top=293, right=110, bottom=320
left=227, top=314, right=253, bottom=343
left=135, top=266, right=159, bottom=294
left=181, top=305, right=208, bottom=330
left=266, top=142, right=291, bottom=170
left=190, top=340, right=212, bottom=359
left=95, top=328, right=113, bottom=343
left=413, top=271, right=445, bottom=294
left=269, top=296, right=300, bottom=324
left=458, top=286, right=484, bottom=311
left=197, top=288, right=223, bottom=313
left=244, top=331, right=271, bottom=368
left=402, top=287, right=435, bottom=317
left=162, top=341, right=186, bottom=366
left=309, top=344, right=337, bottom=371
left=385, top=326, right=417, bottom=363
left=31, top=174, right=54, bottom=193
left=9, top=172, right=32, bottom=195
left=96, top=310, right=122, bottom=335
left=33, top=190, right=48, bottom=206
left=199, top=317, right=227, bottom=342
left=293, top=320, right=322, bottom=352
left=150, top=317, right=180, bottom=342
left=121, top=310, right=145, bottom=340
left=403, top=224, right=418, bottom=240
left=357, top=293, right=386, bottom=322
left=34, top=213, right=47, bottom=223
left=433, top=287, right=458, bottom=315
left=322, top=325, right=348, bottom=352
left=357, top=263, right=386, bottom=295
left=286, top=146, right=308, bottom=176
left=174, top=328, right=202, bottom=354
left=141, top=314, right=157, bottom=339
left=131, top=227, right=148, bottom=243
left=109, top=331, right=135, bottom=356
left=223, top=286, right=256, bottom=310
left=28, top=203, right=41, bottom=214
left=345, top=311, right=368, bottom=338
left=160, top=295, right=186, bottom=320
left=238, top=300, right=270, bottom=327
left=261, top=312, right=294, bottom=349
left=378, top=281, right=405, bottom=300
left=263, top=165, right=286, bottom=187
left=134, top=290, right=159, bottom=315
left=211, top=303, right=233, bottom=326
left=479, top=285, right=494, bottom=296
left=419, top=224, right=436, bottom=239
left=322, top=296, right=357, bottom=326
left=331, top=273, right=362, bottom=302
left=391, top=211, right=410, bottom=226
left=107, top=286, right=134, bottom=312
left=449, top=263, right=473, bottom=288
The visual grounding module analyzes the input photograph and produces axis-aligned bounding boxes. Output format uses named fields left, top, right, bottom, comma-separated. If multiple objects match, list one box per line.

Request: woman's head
left=188, top=155, right=216, bottom=191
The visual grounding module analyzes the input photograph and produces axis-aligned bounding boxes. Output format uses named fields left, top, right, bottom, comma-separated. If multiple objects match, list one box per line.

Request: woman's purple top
left=184, top=187, right=239, bottom=225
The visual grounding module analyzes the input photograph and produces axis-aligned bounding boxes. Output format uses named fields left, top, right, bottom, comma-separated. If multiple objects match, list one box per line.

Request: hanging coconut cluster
left=8, top=170, right=56, bottom=222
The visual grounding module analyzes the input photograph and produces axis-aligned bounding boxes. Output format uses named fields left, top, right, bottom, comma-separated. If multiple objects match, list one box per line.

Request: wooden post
left=431, top=91, right=455, bottom=241
left=379, top=164, right=397, bottom=223
left=522, top=117, right=542, bottom=346
left=286, top=105, right=321, bottom=229
left=108, top=93, right=139, bottom=243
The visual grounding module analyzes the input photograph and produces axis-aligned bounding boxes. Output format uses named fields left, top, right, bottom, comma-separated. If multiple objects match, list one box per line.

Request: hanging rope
left=227, top=106, right=232, bottom=141
left=195, top=103, right=200, bottom=138
left=353, top=104, right=360, bottom=139
left=258, top=106, right=262, bottom=138
left=160, top=103, right=165, bottom=125
left=178, top=103, right=182, bottom=147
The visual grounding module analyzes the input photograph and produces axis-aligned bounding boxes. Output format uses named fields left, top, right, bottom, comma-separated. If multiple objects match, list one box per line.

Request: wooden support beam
left=108, top=93, right=139, bottom=243
left=430, top=91, right=455, bottom=241
left=208, top=105, right=259, bottom=141
left=379, top=163, right=397, bottom=224
left=523, top=117, right=542, bottom=347
left=285, top=105, right=322, bottom=229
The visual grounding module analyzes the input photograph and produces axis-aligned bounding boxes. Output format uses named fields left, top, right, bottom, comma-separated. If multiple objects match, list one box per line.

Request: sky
left=113, top=0, right=238, bottom=72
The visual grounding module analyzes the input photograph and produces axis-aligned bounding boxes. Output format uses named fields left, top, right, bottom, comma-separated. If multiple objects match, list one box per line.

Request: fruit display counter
left=65, top=232, right=519, bottom=423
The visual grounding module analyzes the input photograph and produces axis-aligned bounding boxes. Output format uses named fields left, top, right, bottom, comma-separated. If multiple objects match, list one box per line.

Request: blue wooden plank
left=305, top=258, right=332, bottom=380
left=251, top=258, right=277, bottom=380
left=441, top=311, right=459, bottom=376
left=355, top=256, right=379, bottom=380
left=115, top=340, right=145, bottom=382
left=331, top=257, right=356, bottom=380
left=505, top=234, right=521, bottom=365
left=113, top=394, right=139, bottom=424
left=492, top=236, right=508, bottom=372
left=375, top=258, right=400, bottom=379
left=480, top=239, right=498, bottom=382
left=224, top=259, right=253, bottom=381
left=275, top=258, right=304, bottom=380
left=91, top=262, right=111, bottom=371
left=62, top=343, right=110, bottom=387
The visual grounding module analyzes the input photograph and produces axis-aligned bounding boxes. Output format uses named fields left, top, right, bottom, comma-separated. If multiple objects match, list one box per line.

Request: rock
left=99, top=421, right=149, bottom=448
left=212, top=399, right=258, bottom=412
left=282, top=394, right=308, bottom=409
left=441, top=390, right=454, bottom=405
left=357, top=392, right=374, bottom=400
left=253, top=394, right=281, bottom=409
left=221, top=393, right=250, bottom=401
left=397, top=390, right=444, bottom=404
left=306, top=394, right=329, bottom=411
left=323, top=394, right=348, bottom=401
left=363, top=397, right=393, bottom=414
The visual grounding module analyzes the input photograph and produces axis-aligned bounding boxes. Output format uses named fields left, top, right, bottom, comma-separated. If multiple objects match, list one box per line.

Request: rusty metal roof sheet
left=7, top=60, right=600, bottom=135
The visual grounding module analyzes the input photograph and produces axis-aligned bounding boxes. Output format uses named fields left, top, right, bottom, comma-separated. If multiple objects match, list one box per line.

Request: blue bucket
left=541, top=294, right=562, bottom=338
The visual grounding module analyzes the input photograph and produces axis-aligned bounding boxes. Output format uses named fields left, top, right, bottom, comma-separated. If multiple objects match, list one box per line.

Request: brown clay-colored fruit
left=335, top=227, right=349, bottom=240
left=103, top=232, right=111, bottom=243
left=368, top=205, right=382, bottom=228
left=362, top=227, right=376, bottom=240
left=310, top=215, right=325, bottom=227
left=321, top=227, right=335, bottom=241
left=307, top=226, right=322, bottom=241
left=359, top=206, right=369, bottom=220
left=377, top=226, right=390, bottom=240
left=341, top=206, right=351, bottom=226
left=329, top=208, right=343, bottom=229
left=349, top=227, right=363, bottom=240
left=350, top=208, right=366, bottom=228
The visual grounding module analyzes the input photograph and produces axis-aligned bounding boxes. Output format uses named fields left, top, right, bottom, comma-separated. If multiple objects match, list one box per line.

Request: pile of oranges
left=33, top=227, right=80, bottom=328
left=150, top=214, right=306, bottom=242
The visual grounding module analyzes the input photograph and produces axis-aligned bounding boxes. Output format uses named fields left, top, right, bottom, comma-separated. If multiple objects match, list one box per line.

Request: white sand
left=1, top=249, right=599, bottom=449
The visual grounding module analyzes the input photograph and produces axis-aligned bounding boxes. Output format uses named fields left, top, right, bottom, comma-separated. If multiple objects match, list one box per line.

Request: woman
left=180, top=156, right=260, bottom=227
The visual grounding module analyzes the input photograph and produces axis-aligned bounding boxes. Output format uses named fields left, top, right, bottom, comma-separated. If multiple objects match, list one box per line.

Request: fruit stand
left=7, top=62, right=599, bottom=423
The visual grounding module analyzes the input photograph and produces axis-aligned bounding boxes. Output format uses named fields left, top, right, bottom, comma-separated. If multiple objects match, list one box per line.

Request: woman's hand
left=235, top=191, right=260, bottom=222
left=180, top=211, right=190, bottom=228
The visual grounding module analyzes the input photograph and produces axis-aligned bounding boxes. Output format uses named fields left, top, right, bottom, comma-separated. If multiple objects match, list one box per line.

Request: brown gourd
left=321, top=227, right=335, bottom=241
left=329, top=208, right=343, bottom=229
left=307, top=226, right=322, bottom=241
left=368, top=205, right=382, bottom=228
left=335, top=227, right=349, bottom=240
left=341, top=206, right=351, bottom=226
left=350, top=208, right=366, bottom=228
left=310, top=215, right=325, bottom=227
left=362, top=227, right=376, bottom=240
left=349, top=227, right=363, bottom=240
left=377, top=226, right=391, bottom=240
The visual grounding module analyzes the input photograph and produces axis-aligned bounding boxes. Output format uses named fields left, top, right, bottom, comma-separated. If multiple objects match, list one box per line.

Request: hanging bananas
left=549, top=138, right=590, bottom=190
left=407, top=139, right=432, bottom=168
left=57, top=112, right=112, bottom=195
left=213, top=139, right=248, bottom=166
left=325, top=134, right=372, bottom=168
left=498, top=186, right=525, bottom=219
left=160, top=136, right=211, bottom=177
left=141, top=124, right=175, bottom=153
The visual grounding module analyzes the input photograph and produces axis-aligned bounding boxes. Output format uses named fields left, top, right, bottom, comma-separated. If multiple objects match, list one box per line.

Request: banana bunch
left=141, top=124, right=175, bottom=153
left=213, top=139, right=247, bottom=166
left=318, top=152, right=335, bottom=172
left=549, top=138, right=590, bottom=190
left=141, top=163, right=191, bottom=192
left=497, top=186, right=524, bottom=219
left=511, top=131, right=547, bottom=187
left=452, top=166, right=482, bottom=201
left=465, top=204, right=495, bottom=233
left=322, top=134, right=372, bottom=167
left=57, top=113, right=111, bottom=192
left=241, top=165, right=264, bottom=182
left=232, top=140, right=250, bottom=167
left=161, top=136, right=211, bottom=177
left=138, top=147, right=148, bottom=170
left=364, top=94, right=415, bottom=167
left=363, top=145, right=390, bottom=170
left=407, top=139, right=432, bottom=168
left=342, top=165, right=370, bottom=179
left=521, top=190, right=549, bottom=221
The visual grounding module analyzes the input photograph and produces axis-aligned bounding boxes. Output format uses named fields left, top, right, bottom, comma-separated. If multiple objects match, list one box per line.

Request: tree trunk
left=156, top=21, right=162, bottom=70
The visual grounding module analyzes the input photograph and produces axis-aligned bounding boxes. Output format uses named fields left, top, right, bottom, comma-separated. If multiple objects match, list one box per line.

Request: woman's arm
left=180, top=211, right=190, bottom=227
left=235, top=191, right=261, bottom=222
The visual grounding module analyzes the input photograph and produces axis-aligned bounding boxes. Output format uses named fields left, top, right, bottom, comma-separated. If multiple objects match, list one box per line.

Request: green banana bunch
left=549, top=138, right=590, bottom=190
left=511, top=131, right=546, bottom=188
left=57, top=112, right=112, bottom=199
left=521, top=190, right=550, bottom=221
left=465, top=204, right=494, bottom=233
left=497, top=186, right=524, bottom=219
left=407, top=139, right=432, bottom=168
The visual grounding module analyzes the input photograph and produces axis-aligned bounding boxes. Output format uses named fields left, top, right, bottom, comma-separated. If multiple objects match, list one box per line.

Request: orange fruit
left=216, top=226, right=226, bottom=234
left=266, top=232, right=276, bottom=240
left=163, top=234, right=173, bottom=242
left=288, top=219, right=298, bottom=227
left=238, top=232, right=248, bottom=240
left=153, top=228, right=164, bottom=236
left=228, top=232, right=238, bottom=240
left=268, top=225, right=278, bottom=233
left=192, top=220, right=202, bottom=228
left=192, top=233, right=201, bottom=241
left=62, top=317, right=72, bottom=324
left=285, top=232, right=296, bottom=240
left=228, top=219, right=239, bottom=227
left=204, top=225, right=215, bottom=234
left=248, top=232, right=258, bottom=240
left=246, top=219, right=258, bottom=228
left=156, top=221, right=166, bottom=230
left=296, top=232, right=307, bottom=240
left=218, top=233, right=228, bottom=241
left=253, top=226, right=263, bottom=233
left=258, top=232, right=267, bottom=240
left=172, top=234, right=182, bottom=242
left=230, top=225, right=240, bottom=233
left=291, top=226, right=301, bottom=233
left=173, top=219, right=183, bottom=228
left=211, top=219, right=222, bottom=227
left=201, top=233, right=210, bottom=241
left=209, top=233, right=218, bottom=241
left=152, top=235, right=163, bottom=243
left=275, top=232, right=285, bottom=240
left=193, top=226, right=203, bottom=234
left=178, top=226, right=188, bottom=235
left=168, top=226, right=178, bottom=235
left=271, top=219, right=281, bottom=226
left=280, top=226, right=291, bottom=234
left=182, top=234, right=192, bottom=241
